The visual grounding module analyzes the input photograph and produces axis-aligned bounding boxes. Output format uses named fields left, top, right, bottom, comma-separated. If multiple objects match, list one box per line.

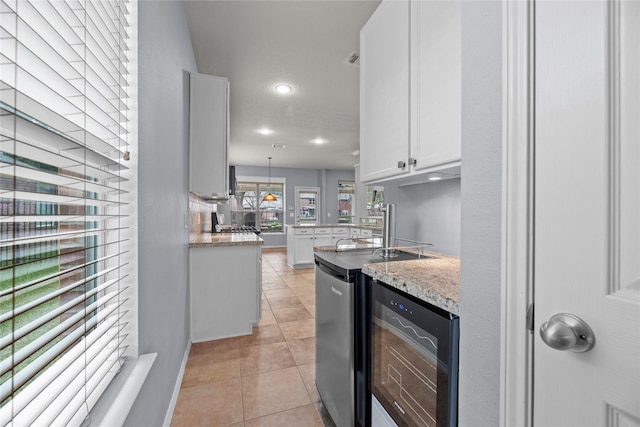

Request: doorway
left=295, top=187, right=320, bottom=226
left=503, top=1, right=640, bottom=425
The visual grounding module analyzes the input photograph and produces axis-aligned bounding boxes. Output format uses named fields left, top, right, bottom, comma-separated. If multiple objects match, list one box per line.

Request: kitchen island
left=286, top=224, right=379, bottom=269
left=189, top=233, right=263, bottom=342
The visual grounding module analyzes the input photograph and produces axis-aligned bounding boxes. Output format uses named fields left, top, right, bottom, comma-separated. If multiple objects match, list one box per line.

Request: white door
left=534, top=1, right=640, bottom=426
left=295, top=186, right=320, bottom=225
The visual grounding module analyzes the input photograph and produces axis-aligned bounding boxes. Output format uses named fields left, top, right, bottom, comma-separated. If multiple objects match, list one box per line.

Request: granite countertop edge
left=362, top=254, right=460, bottom=316
left=287, top=224, right=380, bottom=230
left=189, top=234, right=264, bottom=248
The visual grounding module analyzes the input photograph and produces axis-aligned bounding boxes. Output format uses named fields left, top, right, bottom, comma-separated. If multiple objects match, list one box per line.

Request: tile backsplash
left=189, top=192, right=214, bottom=236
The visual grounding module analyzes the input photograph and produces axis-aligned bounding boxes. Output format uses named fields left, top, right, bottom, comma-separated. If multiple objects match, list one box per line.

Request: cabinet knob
left=408, top=157, right=417, bottom=166
left=397, top=160, right=406, bottom=169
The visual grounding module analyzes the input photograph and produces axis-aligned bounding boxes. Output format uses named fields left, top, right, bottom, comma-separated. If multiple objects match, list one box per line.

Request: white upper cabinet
left=360, top=0, right=411, bottom=184
left=360, top=0, right=461, bottom=185
left=411, top=0, right=461, bottom=172
left=189, top=73, right=230, bottom=200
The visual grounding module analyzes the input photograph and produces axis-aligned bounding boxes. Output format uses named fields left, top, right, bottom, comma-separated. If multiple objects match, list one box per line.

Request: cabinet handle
left=408, top=157, right=417, bottom=166
left=397, top=160, right=406, bottom=169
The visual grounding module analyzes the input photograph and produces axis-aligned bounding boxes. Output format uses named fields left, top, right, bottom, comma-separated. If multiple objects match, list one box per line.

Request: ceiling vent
left=346, top=50, right=360, bottom=65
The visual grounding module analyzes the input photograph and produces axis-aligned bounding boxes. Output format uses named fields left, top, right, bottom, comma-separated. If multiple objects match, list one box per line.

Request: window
left=1, top=0, right=136, bottom=425
left=231, top=181, right=284, bottom=233
left=338, top=181, right=354, bottom=223
left=368, top=186, right=384, bottom=216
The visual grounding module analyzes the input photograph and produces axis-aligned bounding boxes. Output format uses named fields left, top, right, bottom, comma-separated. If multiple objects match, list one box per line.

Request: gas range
left=214, top=225, right=261, bottom=235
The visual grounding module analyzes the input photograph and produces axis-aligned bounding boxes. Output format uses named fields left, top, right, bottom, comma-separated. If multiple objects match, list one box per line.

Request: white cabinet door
left=314, top=235, right=332, bottom=248
left=294, top=235, right=315, bottom=266
left=411, top=0, right=461, bottom=172
left=190, top=245, right=260, bottom=342
left=332, top=228, right=349, bottom=247
left=360, top=0, right=411, bottom=184
left=189, top=73, right=229, bottom=200
left=360, top=229, right=373, bottom=238
left=360, top=0, right=461, bottom=185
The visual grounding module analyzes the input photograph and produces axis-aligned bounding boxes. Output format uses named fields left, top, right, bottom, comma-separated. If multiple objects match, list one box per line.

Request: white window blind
left=0, top=0, right=135, bottom=425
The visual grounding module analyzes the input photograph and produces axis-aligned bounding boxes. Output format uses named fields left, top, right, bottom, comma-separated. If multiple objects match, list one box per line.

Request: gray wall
left=384, top=178, right=461, bottom=257
left=458, top=1, right=503, bottom=425
left=126, top=1, right=197, bottom=425
left=221, top=165, right=355, bottom=247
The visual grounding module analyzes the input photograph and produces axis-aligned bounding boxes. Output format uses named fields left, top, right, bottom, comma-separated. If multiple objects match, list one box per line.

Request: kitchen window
left=368, top=186, right=384, bottom=216
left=231, top=181, right=284, bottom=233
left=0, top=0, right=137, bottom=425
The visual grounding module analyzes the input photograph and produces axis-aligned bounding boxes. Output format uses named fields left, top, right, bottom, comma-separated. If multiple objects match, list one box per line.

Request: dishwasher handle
left=315, top=258, right=351, bottom=282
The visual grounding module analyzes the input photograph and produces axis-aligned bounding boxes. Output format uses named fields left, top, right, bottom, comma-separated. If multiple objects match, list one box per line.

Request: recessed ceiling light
left=257, top=128, right=274, bottom=135
left=312, top=138, right=326, bottom=145
left=275, top=84, right=292, bottom=94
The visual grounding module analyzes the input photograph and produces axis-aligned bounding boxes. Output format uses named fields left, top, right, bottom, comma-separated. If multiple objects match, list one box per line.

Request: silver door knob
left=539, top=313, right=595, bottom=353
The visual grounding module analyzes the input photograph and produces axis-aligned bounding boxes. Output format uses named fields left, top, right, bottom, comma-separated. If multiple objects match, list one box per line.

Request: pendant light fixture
left=262, top=156, right=277, bottom=202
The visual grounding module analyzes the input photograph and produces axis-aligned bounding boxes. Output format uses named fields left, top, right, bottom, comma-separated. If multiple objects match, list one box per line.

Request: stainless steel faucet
left=381, top=203, right=396, bottom=255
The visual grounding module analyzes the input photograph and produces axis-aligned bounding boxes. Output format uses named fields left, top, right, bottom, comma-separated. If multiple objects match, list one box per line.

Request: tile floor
left=171, top=248, right=337, bottom=427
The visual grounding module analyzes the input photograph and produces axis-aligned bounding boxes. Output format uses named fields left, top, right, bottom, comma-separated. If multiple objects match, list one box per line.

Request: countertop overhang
left=362, top=252, right=460, bottom=315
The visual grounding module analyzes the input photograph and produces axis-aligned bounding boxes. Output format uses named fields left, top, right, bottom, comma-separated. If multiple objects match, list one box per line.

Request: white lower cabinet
left=190, top=244, right=262, bottom=342
left=332, top=228, right=349, bottom=246
left=286, top=226, right=375, bottom=268
left=314, top=227, right=332, bottom=248
left=293, top=234, right=315, bottom=266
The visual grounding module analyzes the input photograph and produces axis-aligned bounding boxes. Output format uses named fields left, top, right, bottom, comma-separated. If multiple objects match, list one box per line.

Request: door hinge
left=526, top=303, right=535, bottom=332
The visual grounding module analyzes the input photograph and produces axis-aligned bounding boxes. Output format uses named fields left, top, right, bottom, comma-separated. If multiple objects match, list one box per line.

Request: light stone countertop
left=362, top=252, right=460, bottom=315
left=287, top=224, right=379, bottom=230
left=189, top=233, right=264, bottom=248
left=314, top=237, right=383, bottom=252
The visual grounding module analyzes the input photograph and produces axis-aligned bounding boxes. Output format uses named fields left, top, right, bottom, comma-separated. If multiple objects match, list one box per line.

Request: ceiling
left=183, top=0, right=381, bottom=171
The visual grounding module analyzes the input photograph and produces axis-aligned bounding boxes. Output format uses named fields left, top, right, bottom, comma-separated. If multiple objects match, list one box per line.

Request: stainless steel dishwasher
left=315, top=248, right=431, bottom=427
left=315, top=256, right=358, bottom=427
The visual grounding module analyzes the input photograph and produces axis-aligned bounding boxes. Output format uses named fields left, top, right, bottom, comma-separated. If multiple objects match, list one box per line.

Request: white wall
left=384, top=179, right=461, bottom=256
left=126, top=1, right=197, bottom=425
left=459, top=1, right=503, bottom=425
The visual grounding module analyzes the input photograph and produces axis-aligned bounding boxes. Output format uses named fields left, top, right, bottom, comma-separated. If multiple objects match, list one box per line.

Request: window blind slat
left=0, top=227, right=128, bottom=249
left=0, top=291, right=128, bottom=403
left=1, top=214, right=125, bottom=223
left=0, top=258, right=124, bottom=301
left=2, top=90, right=129, bottom=167
left=0, top=276, right=122, bottom=343
left=1, top=1, right=17, bottom=14
left=2, top=138, right=128, bottom=182
left=33, top=337, right=128, bottom=427
left=5, top=164, right=128, bottom=195
left=3, top=311, right=128, bottom=421
left=4, top=191, right=128, bottom=209
left=41, top=334, right=128, bottom=427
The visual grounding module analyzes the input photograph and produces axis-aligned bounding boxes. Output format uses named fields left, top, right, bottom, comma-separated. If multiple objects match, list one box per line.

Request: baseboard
left=163, top=340, right=191, bottom=427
